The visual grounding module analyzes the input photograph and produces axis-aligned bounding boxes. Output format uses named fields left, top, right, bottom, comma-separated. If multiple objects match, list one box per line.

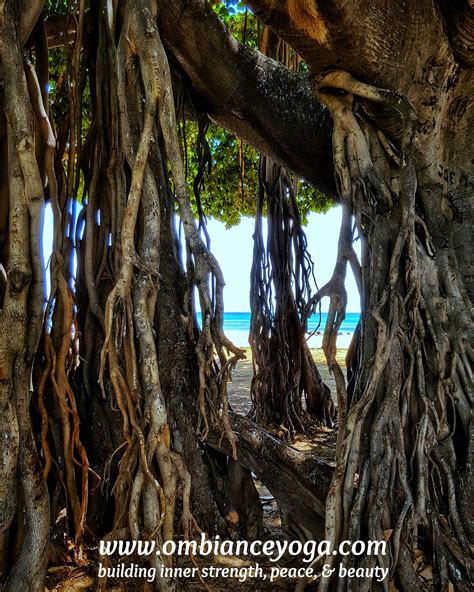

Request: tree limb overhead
left=159, top=0, right=337, bottom=199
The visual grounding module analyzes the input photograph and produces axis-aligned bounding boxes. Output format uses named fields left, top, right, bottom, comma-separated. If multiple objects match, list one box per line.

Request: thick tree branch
left=159, top=0, right=336, bottom=198
left=18, top=0, right=44, bottom=45
left=248, top=0, right=446, bottom=92
left=244, top=0, right=474, bottom=272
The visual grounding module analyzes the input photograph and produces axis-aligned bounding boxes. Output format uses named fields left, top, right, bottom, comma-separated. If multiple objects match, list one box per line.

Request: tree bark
left=0, top=2, right=49, bottom=589
left=155, top=179, right=229, bottom=536
left=247, top=1, right=474, bottom=303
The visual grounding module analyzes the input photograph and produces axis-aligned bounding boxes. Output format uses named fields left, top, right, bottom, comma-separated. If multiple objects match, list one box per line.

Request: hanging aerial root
left=151, top=12, right=245, bottom=453
left=305, top=202, right=359, bottom=436
left=96, top=0, right=170, bottom=566
left=95, top=8, right=204, bottom=591
left=246, top=32, right=336, bottom=433
left=249, top=147, right=335, bottom=435
left=24, top=37, right=93, bottom=549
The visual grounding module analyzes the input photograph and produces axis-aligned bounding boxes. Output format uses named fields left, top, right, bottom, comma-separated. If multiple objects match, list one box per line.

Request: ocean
left=198, top=312, right=360, bottom=349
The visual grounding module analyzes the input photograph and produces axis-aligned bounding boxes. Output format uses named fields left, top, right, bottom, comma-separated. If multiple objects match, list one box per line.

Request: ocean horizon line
left=197, top=311, right=360, bottom=348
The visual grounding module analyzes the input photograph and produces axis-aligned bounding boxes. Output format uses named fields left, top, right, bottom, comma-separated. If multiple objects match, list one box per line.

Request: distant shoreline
left=226, top=330, right=355, bottom=349
left=215, top=311, right=359, bottom=349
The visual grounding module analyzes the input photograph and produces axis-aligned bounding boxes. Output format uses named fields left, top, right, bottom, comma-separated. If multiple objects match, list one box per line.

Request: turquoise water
left=198, top=312, right=360, bottom=334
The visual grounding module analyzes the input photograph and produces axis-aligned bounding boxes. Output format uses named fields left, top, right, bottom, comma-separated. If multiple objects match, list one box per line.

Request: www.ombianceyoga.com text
left=98, top=534, right=388, bottom=583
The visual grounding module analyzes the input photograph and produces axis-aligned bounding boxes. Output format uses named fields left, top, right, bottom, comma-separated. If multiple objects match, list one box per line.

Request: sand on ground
left=227, top=347, right=347, bottom=462
left=228, top=347, right=347, bottom=417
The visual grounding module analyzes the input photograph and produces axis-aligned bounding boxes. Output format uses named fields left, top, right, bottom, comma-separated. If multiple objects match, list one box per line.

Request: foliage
left=212, top=1, right=258, bottom=48
left=182, top=119, right=332, bottom=226
left=44, top=0, right=331, bottom=224
left=190, top=1, right=331, bottom=226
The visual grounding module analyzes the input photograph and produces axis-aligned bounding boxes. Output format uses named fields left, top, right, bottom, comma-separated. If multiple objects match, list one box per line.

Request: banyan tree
left=0, top=1, right=472, bottom=591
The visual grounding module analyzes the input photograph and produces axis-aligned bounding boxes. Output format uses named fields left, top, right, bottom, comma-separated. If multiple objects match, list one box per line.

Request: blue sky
left=43, top=204, right=361, bottom=313
left=207, top=206, right=361, bottom=312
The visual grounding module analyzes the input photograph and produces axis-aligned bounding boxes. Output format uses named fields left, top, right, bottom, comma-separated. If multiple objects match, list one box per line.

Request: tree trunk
left=301, top=69, right=473, bottom=591
left=239, top=4, right=474, bottom=589
left=155, top=182, right=228, bottom=535
left=0, top=2, right=50, bottom=589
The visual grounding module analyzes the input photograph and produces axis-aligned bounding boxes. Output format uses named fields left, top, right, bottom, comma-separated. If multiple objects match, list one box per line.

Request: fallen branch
left=207, top=412, right=334, bottom=541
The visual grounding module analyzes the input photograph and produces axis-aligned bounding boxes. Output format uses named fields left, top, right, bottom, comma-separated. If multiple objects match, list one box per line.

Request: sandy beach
left=225, top=330, right=355, bottom=351
left=228, top=347, right=347, bottom=417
